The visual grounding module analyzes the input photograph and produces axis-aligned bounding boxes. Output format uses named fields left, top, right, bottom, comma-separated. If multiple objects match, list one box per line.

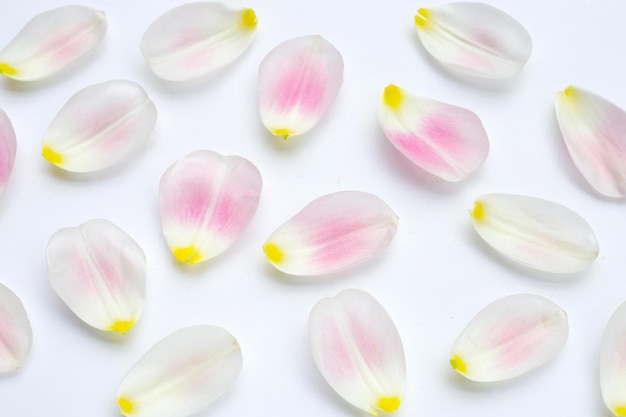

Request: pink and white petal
left=46, top=219, right=146, bottom=334
left=117, top=325, right=242, bottom=417
left=450, top=294, right=568, bottom=382
left=377, top=84, right=488, bottom=181
left=0, top=5, right=106, bottom=81
left=470, top=193, right=599, bottom=274
left=141, top=3, right=257, bottom=81
left=263, top=191, right=398, bottom=276
left=0, top=109, right=17, bottom=191
left=0, top=283, right=32, bottom=373
left=258, top=35, right=343, bottom=138
left=159, top=150, right=262, bottom=264
left=600, top=301, right=626, bottom=416
left=414, top=3, right=531, bottom=79
left=42, top=80, right=157, bottom=173
left=555, top=86, right=626, bottom=198
left=309, top=289, right=406, bottom=415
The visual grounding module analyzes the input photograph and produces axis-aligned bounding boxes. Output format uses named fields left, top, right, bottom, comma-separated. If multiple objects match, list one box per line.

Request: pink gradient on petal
left=309, top=218, right=368, bottom=268
left=387, top=130, right=449, bottom=169
left=273, top=60, right=325, bottom=114
left=322, top=316, right=357, bottom=377
left=0, top=307, right=18, bottom=360
left=490, top=317, right=543, bottom=369
left=346, top=313, right=383, bottom=369
left=164, top=178, right=213, bottom=225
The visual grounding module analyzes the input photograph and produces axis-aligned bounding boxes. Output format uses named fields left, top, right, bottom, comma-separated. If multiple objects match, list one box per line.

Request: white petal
left=141, top=3, right=257, bottom=81
left=377, top=83, right=489, bottom=181
left=0, top=5, right=106, bottom=81
left=159, top=150, right=262, bottom=264
left=600, top=301, right=626, bottom=416
left=258, top=35, right=344, bottom=138
left=555, top=86, right=626, bottom=198
left=0, top=109, right=17, bottom=192
left=0, top=283, right=32, bottom=373
left=450, top=294, right=568, bottom=382
left=263, top=191, right=398, bottom=276
left=46, top=219, right=146, bottom=333
left=309, top=289, right=406, bottom=415
left=414, top=3, right=531, bottom=79
left=470, top=193, right=599, bottom=274
left=117, top=325, right=242, bottom=417
left=42, top=80, right=157, bottom=173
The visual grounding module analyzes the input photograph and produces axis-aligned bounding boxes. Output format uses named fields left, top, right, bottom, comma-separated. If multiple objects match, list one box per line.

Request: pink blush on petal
left=388, top=130, right=449, bottom=170
left=490, top=317, right=543, bottom=369
left=322, top=316, right=357, bottom=377
left=272, top=59, right=325, bottom=114
left=165, top=179, right=213, bottom=225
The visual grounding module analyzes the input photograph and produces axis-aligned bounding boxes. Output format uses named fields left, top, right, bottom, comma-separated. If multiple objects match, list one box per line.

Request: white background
left=0, top=0, right=625, bottom=416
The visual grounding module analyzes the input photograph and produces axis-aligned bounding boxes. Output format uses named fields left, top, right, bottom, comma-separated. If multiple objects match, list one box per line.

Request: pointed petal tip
left=470, top=201, right=485, bottom=220
left=172, top=246, right=203, bottom=264
left=377, top=396, right=401, bottom=413
left=240, top=8, right=257, bottom=29
left=117, top=397, right=134, bottom=415
left=450, top=354, right=468, bottom=374
left=263, top=242, right=284, bottom=264
left=383, top=84, right=403, bottom=109
left=414, top=7, right=431, bottom=28
left=0, top=62, right=18, bottom=77
left=109, top=320, right=136, bottom=334
left=42, top=144, right=63, bottom=165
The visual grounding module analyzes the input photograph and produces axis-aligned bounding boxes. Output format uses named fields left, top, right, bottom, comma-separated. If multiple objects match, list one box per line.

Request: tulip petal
left=159, top=150, right=262, bottom=265
left=117, top=325, right=242, bottom=417
left=470, top=193, right=599, bottom=274
left=42, top=80, right=157, bottom=173
left=141, top=3, right=257, bottom=81
left=0, top=5, right=106, bottom=82
left=0, top=283, right=32, bottom=373
left=258, top=35, right=343, bottom=139
left=46, top=219, right=146, bottom=333
left=600, top=301, right=626, bottom=416
left=309, top=289, right=406, bottom=415
left=0, top=109, right=17, bottom=192
left=555, top=86, right=626, bottom=198
left=414, top=3, right=531, bottom=79
left=450, top=294, right=568, bottom=382
left=263, top=191, right=398, bottom=276
left=378, top=83, right=488, bottom=181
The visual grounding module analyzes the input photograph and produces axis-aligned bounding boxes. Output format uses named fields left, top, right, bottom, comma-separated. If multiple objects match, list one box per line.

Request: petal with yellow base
left=309, top=289, right=406, bottom=415
left=140, top=3, right=258, bottom=81
left=46, top=219, right=146, bottom=334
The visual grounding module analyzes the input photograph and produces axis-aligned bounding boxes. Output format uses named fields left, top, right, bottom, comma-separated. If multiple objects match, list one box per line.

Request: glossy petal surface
left=258, top=35, right=343, bottom=138
left=470, top=193, right=599, bottom=274
left=0, top=109, right=17, bottom=191
left=600, top=301, right=626, bottom=416
left=309, top=289, right=406, bottom=415
left=0, top=283, right=32, bottom=373
left=0, top=5, right=106, bottom=81
left=117, top=325, right=242, bottom=417
left=47, top=219, right=146, bottom=333
left=160, top=150, right=262, bottom=264
left=414, top=3, right=531, bottom=79
left=141, top=2, right=257, bottom=81
left=263, top=191, right=398, bottom=276
left=450, top=294, right=568, bottom=382
left=378, top=84, right=488, bottom=181
left=555, top=86, right=626, bottom=198
left=42, top=80, right=157, bottom=173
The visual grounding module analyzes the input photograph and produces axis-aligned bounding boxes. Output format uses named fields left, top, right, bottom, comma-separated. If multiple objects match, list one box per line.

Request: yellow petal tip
left=42, top=145, right=63, bottom=165
left=471, top=201, right=485, bottom=221
left=450, top=353, right=467, bottom=374
left=173, top=246, right=202, bottom=264
left=117, top=397, right=134, bottom=415
left=414, top=7, right=431, bottom=28
left=377, top=396, right=401, bottom=413
left=272, top=128, right=292, bottom=140
left=0, top=62, right=18, bottom=76
left=240, top=8, right=257, bottom=29
left=110, top=320, right=135, bottom=334
left=263, top=242, right=284, bottom=263
left=383, top=84, right=403, bottom=109
left=614, top=406, right=626, bottom=416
